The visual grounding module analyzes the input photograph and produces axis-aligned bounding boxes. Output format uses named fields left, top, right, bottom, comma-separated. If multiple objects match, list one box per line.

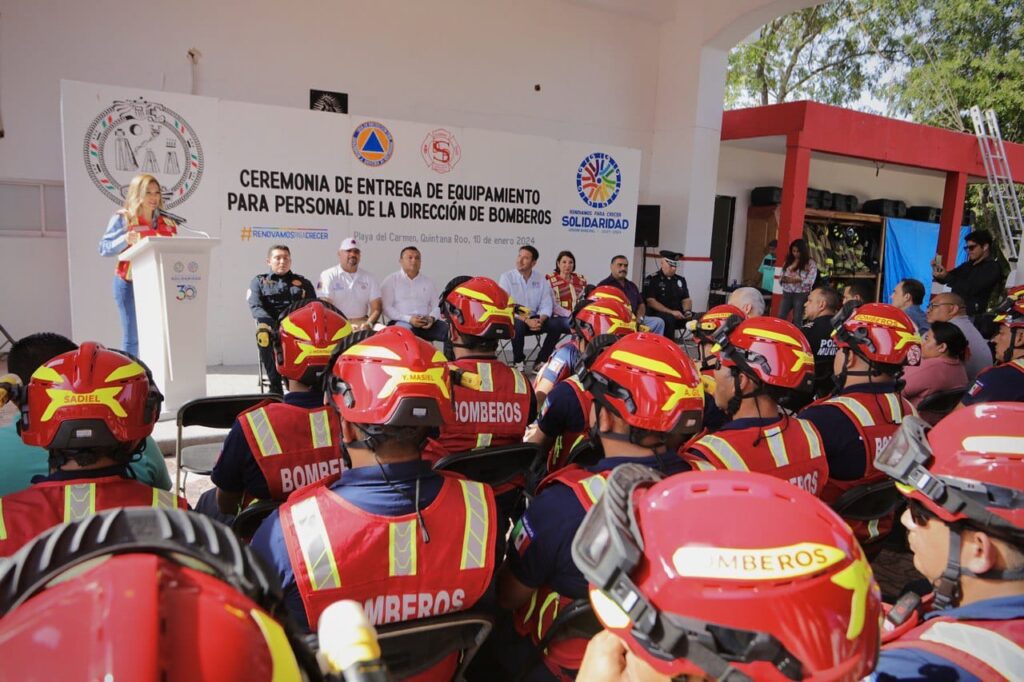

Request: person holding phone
left=98, top=173, right=177, bottom=356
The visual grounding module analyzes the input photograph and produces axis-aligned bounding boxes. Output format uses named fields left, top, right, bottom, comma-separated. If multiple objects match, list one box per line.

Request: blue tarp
left=882, top=218, right=969, bottom=306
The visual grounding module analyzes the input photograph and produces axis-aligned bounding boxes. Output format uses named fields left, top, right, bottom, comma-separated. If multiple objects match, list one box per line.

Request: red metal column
left=938, top=171, right=967, bottom=269
left=773, top=135, right=811, bottom=314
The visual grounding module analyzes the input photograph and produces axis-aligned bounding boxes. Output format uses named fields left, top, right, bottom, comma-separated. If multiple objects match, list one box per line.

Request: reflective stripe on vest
left=579, top=475, right=607, bottom=505
left=152, top=488, right=177, bottom=510
left=290, top=497, right=341, bottom=591
left=690, top=459, right=716, bottom=471
left=246, top=408, right=284, bottom=457
left=538, top=591, right=562, bottom=642
left=309, top=410, right=333, bottom=450
left=460, top=480, right=489, bottom=570
left=764, top=426, right=789, bottom=467
left=475, top=363, right=494, bottom=447
left=799, top=420, right=824, bottom=459
left=476, top=433, right=493, bottom=448
left=697, top=435, right=749, bottom=471
left=389, top=519, right=418, bottom=577
left=512, top=368, right=527, bottom=395
left=829, top=396, right=875, bottom=427
left=920, top=621, right=1024, bottom=680
left=0, top=499, right=6, bottom=540
left=866, top=518, right=881, bottom=540
left=64, top=483, right=96, bottom=522
left=883, top=393, right=904, bottom=424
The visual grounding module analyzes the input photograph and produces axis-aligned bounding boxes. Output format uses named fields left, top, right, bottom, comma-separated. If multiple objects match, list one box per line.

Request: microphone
left=0, top=374, right=23, bottom=408
left=155, top=208, right=212, bottom=238
left=318, top=600, right=390, bottom=681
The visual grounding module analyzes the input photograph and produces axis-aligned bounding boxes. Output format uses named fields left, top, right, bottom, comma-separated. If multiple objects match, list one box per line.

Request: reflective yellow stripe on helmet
left=829, top=397, right=875, bottom=427
left=459, top=480, right=489, bottom=570
left=290, top=497, right=341, bottom=591
left=697, top=435, right=749, bottom=471
left=246, top=408, right=283, bottom=457
left=0, top=499, right=6, bottom=541
left=249, top=608, right=303, bottom=682
left=64, top=483, right=96, bottom=523
left=763, top=426, right=789, bottom=468
left=799, top=419, right=824, bottom=459
left=389, top=519, right=418, bottom=577
left=309, top=409, right=333, bottom=449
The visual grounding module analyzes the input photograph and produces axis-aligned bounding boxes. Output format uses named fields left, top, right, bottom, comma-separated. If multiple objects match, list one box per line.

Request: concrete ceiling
left=559, top=0, right=678, bottom=23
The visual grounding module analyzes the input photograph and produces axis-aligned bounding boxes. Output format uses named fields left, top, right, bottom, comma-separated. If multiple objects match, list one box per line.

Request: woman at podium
left=98, top=174, right=177, bottom=357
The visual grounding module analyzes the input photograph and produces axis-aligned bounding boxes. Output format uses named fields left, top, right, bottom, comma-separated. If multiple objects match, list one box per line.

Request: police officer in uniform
left=250, top=326, right=501, bottom=666
left=961, top=287, right=1024, bottom=405
left=197, top=301, right=352, bottom=522
left=800, top=302, right=921, bottom=551
left=873, top=403, right=1024, bottom=680
left=249, top=244, right=317, bottom=395
left=497, top=332, right=704, bottom=680
left=642, top=251, right=692, bottom=339
left=0, top=343, right=186, bottom=557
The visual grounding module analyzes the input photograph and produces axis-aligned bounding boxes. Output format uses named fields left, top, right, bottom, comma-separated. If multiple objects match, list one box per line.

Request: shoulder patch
left=512, top=516, right=534, bottom=555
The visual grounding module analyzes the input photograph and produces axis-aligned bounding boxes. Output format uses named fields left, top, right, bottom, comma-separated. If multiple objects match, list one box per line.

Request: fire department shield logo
left=420, top=128, right=462, bottom=174
left=83, top=97, right=204, bottom=208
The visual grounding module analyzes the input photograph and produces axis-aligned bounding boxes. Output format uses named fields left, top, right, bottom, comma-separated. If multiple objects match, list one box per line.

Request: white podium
left=120, top=236, right=219, bottom=417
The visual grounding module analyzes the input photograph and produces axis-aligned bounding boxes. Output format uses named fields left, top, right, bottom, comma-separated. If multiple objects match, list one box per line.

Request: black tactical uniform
left=248, top=271, right=317, bottom=394
left=643, top=269, right=690, bottom=339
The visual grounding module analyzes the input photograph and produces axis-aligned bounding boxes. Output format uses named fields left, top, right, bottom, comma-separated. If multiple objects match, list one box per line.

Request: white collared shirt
left=317, top=265, right=380, bottom=319
left=498, top=268, right=553, bottom=317
left=380, top=269, right=440, bottom=323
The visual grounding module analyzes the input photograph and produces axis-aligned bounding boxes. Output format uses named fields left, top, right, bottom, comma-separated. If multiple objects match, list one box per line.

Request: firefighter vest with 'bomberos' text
left=682, top=417, right=828, bottom=497
left=238, top=400, right=343, bottom=500
left=816, top=391, right=916, bottom=544
left=0, top=476, right=185, bottom=557
left=545, top=377, right=595, bottom=474
left=279, top=473, right=498, bottom=631
left=424, top=359, right=532, bottom=459
left=883, top=614, right=1024, bottom=680
left=514, top=466, right=610, bottom=676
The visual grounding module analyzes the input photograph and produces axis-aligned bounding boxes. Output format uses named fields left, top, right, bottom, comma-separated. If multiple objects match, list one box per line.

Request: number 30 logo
left=176, top=284, right=197, bottom=301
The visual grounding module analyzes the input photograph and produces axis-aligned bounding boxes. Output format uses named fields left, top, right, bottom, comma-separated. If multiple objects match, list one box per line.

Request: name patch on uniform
left=672, top=542, right=846, bottom=581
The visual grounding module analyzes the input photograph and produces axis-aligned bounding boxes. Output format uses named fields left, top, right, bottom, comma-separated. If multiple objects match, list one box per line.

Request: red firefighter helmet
left=572, top=466, right=881, bottom=681
left=0, top=508, right=317, bottom=681
left=571, top=298, right=637, bottom=343
left=832, top=302, right=921, bottom=367
left=441, top=276, right=516, bottom=340
left=877, top=402, right=1024, bottom=539
left=710, top=316, right=814, bottom=391
left=18, top=342, right=161, bottom=450
left=580, top=332, right=703, bottom=435
left=691, top=304, right=746, bottom=345
left=274, top=300, right=352, bottom=384
left=330, top=326, right=454, bottom=428
left=585, top=285, right=631, bottom=308
left=992, top=286, right=1024, bottom=328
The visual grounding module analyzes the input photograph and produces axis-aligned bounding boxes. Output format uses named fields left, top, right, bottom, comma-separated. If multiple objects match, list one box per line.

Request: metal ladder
left=970, top=106, right=1023, bottom=282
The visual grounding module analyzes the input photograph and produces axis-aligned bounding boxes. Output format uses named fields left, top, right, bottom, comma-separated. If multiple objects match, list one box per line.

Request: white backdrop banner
left=61, top=80, right=640, bottom=366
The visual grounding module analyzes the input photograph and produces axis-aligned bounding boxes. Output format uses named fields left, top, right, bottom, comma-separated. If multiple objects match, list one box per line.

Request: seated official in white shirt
left=498, top=245, right=563, bottom=373
left=317, top=237, right=382, bottom=331
left=381, top=246, right=449, bottom=344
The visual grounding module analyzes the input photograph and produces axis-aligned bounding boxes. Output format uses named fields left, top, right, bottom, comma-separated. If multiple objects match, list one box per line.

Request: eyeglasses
left=926, top=302, right=955, bottom=311
left=964, top=244, right=980, bottom=251
left=908, top=499, right=938, bottom=527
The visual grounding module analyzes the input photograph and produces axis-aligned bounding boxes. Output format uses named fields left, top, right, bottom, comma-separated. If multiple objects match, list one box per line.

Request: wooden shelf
left=804, top=208, right=883, bottom=224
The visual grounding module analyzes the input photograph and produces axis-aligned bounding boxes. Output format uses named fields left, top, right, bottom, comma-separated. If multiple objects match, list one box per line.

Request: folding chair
left=231, top=499, right=282, bottom=541
left=375, top=611, right=494, bottom=680
left=514, top=599, right=600, bottom=682
left=432, top=443, right=542, bottom=489
left=174, top=394, right=282, bottom=495
left=828, top=478, right=905, bottom=557
left=916, top=387, right=967, bottom=426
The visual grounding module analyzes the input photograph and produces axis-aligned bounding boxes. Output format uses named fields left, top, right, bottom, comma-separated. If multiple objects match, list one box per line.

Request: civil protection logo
left=421, top=129, right=461, bottom=174
left=83, top=97, right=204, bottom=208
left=352, top=121, right=394, bottom=167
left=576, top=153, right=621, bottom=209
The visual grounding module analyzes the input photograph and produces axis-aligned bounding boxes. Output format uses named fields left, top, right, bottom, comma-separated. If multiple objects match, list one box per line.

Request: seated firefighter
left=197, top=300, right=352, bottom=520
left=0, top=342, right=186, bottom=557
left=250, top=326, right=502, bottom=682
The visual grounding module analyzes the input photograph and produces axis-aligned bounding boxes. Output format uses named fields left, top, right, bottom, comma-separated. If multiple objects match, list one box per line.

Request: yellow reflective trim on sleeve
left=763, top=426, right=789, bottom=467
left=696, top=435, right=749, bottom=471
left=151, top=488, right=177, bottom=510
left=30, top=365, right=63, bottom=383
left=828, top=397, right=876, bottom=427
left=64, top=483, right=96, bottom=523
left=105, top=361, right=145, bottom=383
left=279, top=316, right=312, bottom=341
left=609, top=350, right=681, bottom=378
left=309, top=409, right=333, bottom=449
left=290, top=497, right=341, bottom=591
left=520, top=590, right=539, bottom=625
left=389, top=519, right=418, bottom=577
left=246, top=408, right=283, bottom=457
left=538, top=591, right=561, bottom=641
left=798, top=419, right=823, bottom=459
left=249, top=608, right=303, bottom=682
left=459, top=480, right=489, bottom=570
left=476, top=433, right=493, bottom=448
left=0, top=499, right=6, bottom=541
left=477, top=362, right=494, bottom=392
left=919, top=622, right=1024, bottom=680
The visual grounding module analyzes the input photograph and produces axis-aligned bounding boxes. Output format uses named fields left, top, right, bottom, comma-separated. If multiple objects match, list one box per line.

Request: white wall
left=716, top=143, right=948, bottom=284
left=2, top=236, right=72, bottom=339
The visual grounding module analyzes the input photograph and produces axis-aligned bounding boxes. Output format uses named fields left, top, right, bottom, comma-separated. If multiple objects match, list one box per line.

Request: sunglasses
left=907, top=499, right=938, bottom=527
left=964, top=244, right=980, bottom=251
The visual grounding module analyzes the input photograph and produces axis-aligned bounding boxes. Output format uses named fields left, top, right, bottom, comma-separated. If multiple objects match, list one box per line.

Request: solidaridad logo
left=352, top=121, right=394, bottom=167
left=576, top=152, right=621, bottom=209
left=83, top=97, right=204, bottom=209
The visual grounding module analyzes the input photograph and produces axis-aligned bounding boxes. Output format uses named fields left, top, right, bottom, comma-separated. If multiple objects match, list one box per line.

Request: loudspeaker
left=907, top=206, right=942, bottom=223
left=750, top=187, right=783, bottom=206
left=635, top=204, right=660, bottom=247
left=861, top=199, right=907, bottom=218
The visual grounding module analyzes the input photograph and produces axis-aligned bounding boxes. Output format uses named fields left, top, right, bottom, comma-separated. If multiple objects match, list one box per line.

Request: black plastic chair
left=916, top=387, right=967, bottom=425
left=829, top=478, right=903, bottom=522
left=433, top=443, right=542, bottom=489
left=231, top=499, right=282, bottom=541
left=175, top=394, right=282, bottom=495
left=514, top=599, right=600, bottom=682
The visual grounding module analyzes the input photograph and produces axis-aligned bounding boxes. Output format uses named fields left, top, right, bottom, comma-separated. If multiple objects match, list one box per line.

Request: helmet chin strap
left=932, top=527, right=964, bottom=610
left=1001, top=328, right=1022, bottom=364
